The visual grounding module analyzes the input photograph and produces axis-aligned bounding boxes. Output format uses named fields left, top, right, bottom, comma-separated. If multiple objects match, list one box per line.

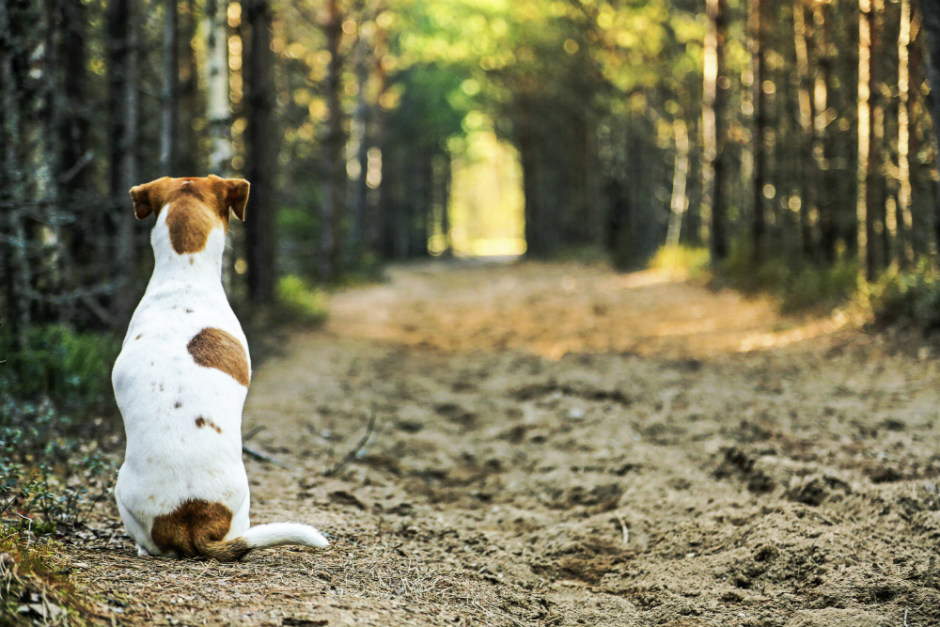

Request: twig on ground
left=616, top=514, right=629, bottom=545
left=243, top=425, right=265, bottom=443
left=323, top=405, right=380, bottom=477
left=242, top=445, right=295, bottom=470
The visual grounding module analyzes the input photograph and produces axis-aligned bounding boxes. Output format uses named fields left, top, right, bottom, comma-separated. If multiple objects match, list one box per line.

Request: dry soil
left=74, top=260, right=940, bottom=627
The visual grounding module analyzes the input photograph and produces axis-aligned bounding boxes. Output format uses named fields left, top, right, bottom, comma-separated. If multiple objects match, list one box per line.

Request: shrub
left=869, top=261, right=940, bottom=331
left=276, top=274, right=330, bottom=326
left=647, top=245, right=710, bottom=280
left=0, top=397, right=116, bottom=535
left=0, top=324, right=120, bottom=413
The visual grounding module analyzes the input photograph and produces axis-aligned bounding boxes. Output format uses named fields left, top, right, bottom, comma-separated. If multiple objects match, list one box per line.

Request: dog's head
left=129, top=175, right=249, bottom=255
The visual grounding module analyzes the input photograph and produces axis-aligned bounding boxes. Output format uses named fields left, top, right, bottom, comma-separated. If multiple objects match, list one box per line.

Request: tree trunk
left=244, top=0, right=277, bottom=303
left=703, top=0, right=729, bottom=264
left=666, top=118, right=691, bottom=250
left=205, top=0, right=231, bottom=175
left=108, top=0, right=140, bottom=323
left=918, top=0, right=940, bottom=253
left=815, top=0, right=841, bottom=262
left=177, top=0, right=200, bottom=175
left=896, top=0, right=914, bottom=267
left=319, top=0, right=346, bottom=282
left=751, top=0, right=768, bottom=263
left=0, top=0, right=32, bottom=348
left=161, top=0, right=179, bottom=175
left=349, top=27, right=375, bottom=262
left=858, top=0, right=884, bottom=280
left=793, top=0, right=819, bottom=260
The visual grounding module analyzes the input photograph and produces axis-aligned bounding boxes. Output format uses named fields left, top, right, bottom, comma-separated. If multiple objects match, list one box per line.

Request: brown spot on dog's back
left=151, top=499, right=250, bottom=561
left=187, top=327, right=250, bottom=386
left=166, top=197, right=217, bottom=254
left=195, top=415, right=223, bottom=434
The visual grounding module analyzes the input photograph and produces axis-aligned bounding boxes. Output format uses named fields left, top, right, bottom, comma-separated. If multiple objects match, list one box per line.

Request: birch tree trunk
left=666, top=118, right=690, bottom=251
left=205, top=0, right=232, bottom=175
left=161, top=0, right=179, bottom=175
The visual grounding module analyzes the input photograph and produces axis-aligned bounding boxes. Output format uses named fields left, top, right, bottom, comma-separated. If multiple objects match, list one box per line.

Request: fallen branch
left=243, top=425, right=266, bottom=443
left=323, top=405, right=379, bottom=478
left=242, top=444, right=295, bottom=470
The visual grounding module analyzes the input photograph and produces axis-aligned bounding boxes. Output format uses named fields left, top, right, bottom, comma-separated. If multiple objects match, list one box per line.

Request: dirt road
left=77, top=260, right=939, bottom=626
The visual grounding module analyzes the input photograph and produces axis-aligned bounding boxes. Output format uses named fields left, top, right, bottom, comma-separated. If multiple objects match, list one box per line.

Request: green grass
left=1, top=525, right=99, bottom=627
left=867, top=260, right=940, bottom=331
left=276, top=274, right=330, bottom=326
left=647, top=245, right=710, bottom=280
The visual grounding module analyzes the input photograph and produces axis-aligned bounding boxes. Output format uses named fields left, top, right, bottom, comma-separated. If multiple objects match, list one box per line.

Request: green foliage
left=868, top=262, right=940, bottom=331
left=0, top=398, right=116, bottom=535
left=1, top=524, right=97, bottom=626
left=647, top=245, right=710, bottom=280
left=0, top=325, right=118, bottom=544
left=0, top=325, right=120, bottom=413
left=276, top=274, right=330, bottom=326
left=719, top=243, right=862, bottom=313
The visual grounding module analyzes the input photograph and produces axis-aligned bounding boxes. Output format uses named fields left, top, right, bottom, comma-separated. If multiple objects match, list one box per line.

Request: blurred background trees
left=2, top=0, right=939, bottom=356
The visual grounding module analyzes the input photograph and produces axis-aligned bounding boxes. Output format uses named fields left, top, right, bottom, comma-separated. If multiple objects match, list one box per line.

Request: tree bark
left=896, top=0, right=914, bottom=267
left=918, top=0, right=940, bottom=253
left=703, top=0, right=729, bottom=263
left=666, top=118, right=691, bottom=250
left=161, top=0, right=179, bottom=175
left=244, top=0, right=277, bottom=303
left=0, top=0, right=33, bottom=347
left=205, top=0, right=232, bottom=175
left=751, top=0, right=768, bottom=263
left=319, top=0, right=346, bottom=282
left=108, top=0, right=140, bottom=323
left=858, top=0, right=884, bottom=280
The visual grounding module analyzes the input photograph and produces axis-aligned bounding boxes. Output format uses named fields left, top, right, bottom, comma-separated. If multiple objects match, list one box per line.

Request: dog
left=112, top=175, right=328, bottom=561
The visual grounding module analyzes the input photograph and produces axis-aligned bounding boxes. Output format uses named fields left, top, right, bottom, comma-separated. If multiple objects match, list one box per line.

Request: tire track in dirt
left=76, top=261, right=940, bottom=626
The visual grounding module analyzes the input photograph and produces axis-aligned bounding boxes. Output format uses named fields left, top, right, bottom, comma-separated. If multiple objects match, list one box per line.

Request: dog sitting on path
left=112, top=175, right=328, bottom=561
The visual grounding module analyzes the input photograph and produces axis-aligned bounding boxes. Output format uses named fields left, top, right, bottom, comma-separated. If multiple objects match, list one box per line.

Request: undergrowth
left=275, top=274, right=330, bottom=326
left=1, top=526, right=98, bottom=626
left=647, top=244, right=940, bottom=334
left=866, top=260, right=940, bottom=331
left=0, top=323, right=118, bottom=625
left=647, top=245, right=710, bottom=280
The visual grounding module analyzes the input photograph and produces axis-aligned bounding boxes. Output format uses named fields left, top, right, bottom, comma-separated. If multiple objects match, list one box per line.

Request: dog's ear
left=209, top=175, right=250, bottom=221
left=129, top=177, right=171, bottom=220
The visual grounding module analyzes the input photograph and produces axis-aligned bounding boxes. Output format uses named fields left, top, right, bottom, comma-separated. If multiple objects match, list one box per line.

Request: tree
left=703, top=0, right=729, bottom=264
left=205, top=0, right=232, bottom=175
left=108, top=0, right=141, bottom=323
left=244, top=0, right=278, bottom=303
left=751, top=0, right=768, bottom=262
left=919, top=0, right=940, bottom=253
left=318, top=0, right=347, bottom=282
left=161, top=0, right=179, bottom=175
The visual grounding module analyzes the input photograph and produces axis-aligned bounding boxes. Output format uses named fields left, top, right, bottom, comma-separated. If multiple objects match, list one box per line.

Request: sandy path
left=76, top=260, right=939, bottom=626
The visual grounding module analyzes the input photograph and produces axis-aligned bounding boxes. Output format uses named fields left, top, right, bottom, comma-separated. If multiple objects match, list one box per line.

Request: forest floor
left=71, top=259, right=939, bottom=627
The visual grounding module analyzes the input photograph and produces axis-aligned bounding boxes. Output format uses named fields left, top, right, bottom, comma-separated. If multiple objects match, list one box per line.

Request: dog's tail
left=194, top=523, right=329, bottom=562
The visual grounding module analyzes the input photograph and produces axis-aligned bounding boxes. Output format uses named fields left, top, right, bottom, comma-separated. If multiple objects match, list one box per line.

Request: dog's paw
left=136, top=544, right=153, bottom=558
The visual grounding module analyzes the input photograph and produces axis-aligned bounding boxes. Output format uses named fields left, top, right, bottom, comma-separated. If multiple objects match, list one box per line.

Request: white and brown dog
left=112, top=175, right=328, bottom=561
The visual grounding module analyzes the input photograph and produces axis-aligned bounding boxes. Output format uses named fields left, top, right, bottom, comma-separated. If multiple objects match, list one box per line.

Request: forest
left=2, top=0, right=940, bottom=343
left=1, top=0, right=940, bottom=624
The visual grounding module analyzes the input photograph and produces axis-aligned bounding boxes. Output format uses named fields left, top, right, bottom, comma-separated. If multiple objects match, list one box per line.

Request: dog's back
left=113, top=176, right=327, bottom=560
